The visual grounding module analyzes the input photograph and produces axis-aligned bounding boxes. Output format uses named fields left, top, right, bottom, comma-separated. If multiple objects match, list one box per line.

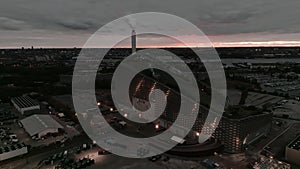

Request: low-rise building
left=286, top=135, right=300, bottom=165
left=20, top=114, right=63, bottom=139
left=11, top=96, right=40, bottom=115
left=0, top=143, right=28, bottom=161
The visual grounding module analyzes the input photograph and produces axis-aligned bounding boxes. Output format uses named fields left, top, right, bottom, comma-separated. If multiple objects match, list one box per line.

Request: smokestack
left=131, top=30, right=136, bottom=54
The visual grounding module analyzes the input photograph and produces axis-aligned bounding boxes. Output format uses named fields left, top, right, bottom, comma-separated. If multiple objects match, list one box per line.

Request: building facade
left=0, top=143, right=28, bottom=161
left=129, top=71, right=273, bottom=153
left=212, top=111, right=272, bottom=153
left=11, top=96, right=40, bottom=115
left=286, top=135, right=300, bottom=165
left=20, top=114, right=63, bottom=139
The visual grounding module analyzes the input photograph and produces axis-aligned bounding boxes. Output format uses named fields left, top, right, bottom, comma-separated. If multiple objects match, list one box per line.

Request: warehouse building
left=20, top=114, right=63, bottom=139
left=286, top=135, right=300, bottom=165
left=11, top=96, right=40, bottom=115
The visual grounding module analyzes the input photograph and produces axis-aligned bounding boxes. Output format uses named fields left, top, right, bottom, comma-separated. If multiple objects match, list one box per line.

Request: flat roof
left=0, top=143, right=26, bottom=153
left=224, top=106, right=265, bottom=119
left=11, top=96, right=39, bottom=108
left=171, top=136, right=185, bottom=144
left=287, top=135, right=300, bottom=150
left=20, top=114, right=63, bottom=136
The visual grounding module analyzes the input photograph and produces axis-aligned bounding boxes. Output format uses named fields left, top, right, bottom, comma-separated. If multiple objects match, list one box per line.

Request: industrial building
left=285, top=135, right=300, bottom=165
left=211, top=106, right=272, bottom=153
left=0, top=143, right=28, bottom=161
left=159, top=103, right=273, bottom=153
left=126, top=40, right=273, bottom=153
left=11, top=96, right=40, bottom=115
left=20, top=114, right=63, bottom=139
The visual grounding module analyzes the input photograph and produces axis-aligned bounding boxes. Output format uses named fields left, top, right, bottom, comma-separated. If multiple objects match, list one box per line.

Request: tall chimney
left=131, top=30, right=136, bottom=54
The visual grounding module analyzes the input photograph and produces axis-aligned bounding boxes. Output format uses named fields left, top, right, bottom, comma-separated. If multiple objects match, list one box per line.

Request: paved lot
left=1, top=114, right=80, bottom=148
left=273, top=99, right=300, bottom=120
left=245, top=92, right=283, bottom=108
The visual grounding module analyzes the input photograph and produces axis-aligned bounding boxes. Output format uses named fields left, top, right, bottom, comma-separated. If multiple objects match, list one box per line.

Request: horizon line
left=1, top=45, right=300, bottom=50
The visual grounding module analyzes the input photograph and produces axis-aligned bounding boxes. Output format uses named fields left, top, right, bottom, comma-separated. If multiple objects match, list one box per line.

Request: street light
left=196, top=132, right=200, bottom=137
left=155, top=124, right=159, bottom=129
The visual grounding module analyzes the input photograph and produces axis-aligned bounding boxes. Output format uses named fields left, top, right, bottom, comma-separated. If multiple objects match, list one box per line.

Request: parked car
left=201, top=159, right=219, bottom=169
left=98, top=149, right=111, bottom=155
left=148, top=155, right=162, bottom=162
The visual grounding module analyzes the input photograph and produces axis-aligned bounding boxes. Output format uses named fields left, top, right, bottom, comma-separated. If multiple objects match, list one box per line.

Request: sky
left=1, top=0, right=300, bottom=48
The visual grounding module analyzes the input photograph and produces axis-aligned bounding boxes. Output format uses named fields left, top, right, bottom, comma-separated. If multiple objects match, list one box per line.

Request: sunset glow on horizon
left=1, top=33, right=300, bottom=49
left=2, top=41, right=300, bottom=49
left=129, top=41, right=300, bottom=48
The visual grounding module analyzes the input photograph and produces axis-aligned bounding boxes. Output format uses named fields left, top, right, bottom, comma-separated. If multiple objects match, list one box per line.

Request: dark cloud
left=204, top=11, right=253, bottom=24
left=0, top=17, right=29, bottom=31
left=56, top=20, right=95, bottom=30
left=0, top=0, right=300, bottom=47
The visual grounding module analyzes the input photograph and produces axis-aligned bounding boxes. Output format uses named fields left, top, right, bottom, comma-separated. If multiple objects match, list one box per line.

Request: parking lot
left=0, top=100, right=83, bottom=156
left=273, top=99, right=300, bottom=120
left=33, top=142, right=210, bottom=169
left=1, top=116, right=79, bottom=149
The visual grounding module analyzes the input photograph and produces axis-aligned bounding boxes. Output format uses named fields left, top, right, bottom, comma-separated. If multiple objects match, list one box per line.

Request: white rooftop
left=20, top=114, right=63, bottom=136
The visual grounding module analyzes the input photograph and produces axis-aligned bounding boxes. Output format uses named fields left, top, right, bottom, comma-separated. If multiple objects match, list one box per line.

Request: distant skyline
left=1, top=0, right=300, bottom=48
